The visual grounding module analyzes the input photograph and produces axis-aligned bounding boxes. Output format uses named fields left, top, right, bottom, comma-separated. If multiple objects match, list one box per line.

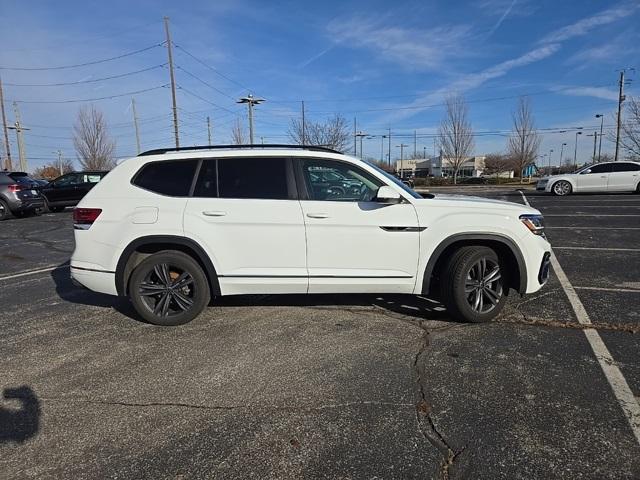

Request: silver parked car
left=0, top=171, right=45, bottom=220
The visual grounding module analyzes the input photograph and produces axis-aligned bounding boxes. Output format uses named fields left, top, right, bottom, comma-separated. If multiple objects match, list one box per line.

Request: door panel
left=576, top=164, right=611, bottom=192
left=608, top=163, right=640, bottom=191
left=301, top=200, right=420, bottom=293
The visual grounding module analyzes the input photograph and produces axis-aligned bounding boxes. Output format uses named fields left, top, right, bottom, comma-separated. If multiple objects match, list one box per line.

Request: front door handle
left=202, top=211, right=227, bottom=217
left=306, top=213, right=329, bottom=219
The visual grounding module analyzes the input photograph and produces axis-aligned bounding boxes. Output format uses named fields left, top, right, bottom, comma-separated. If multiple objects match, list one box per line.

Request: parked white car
left=71, top=145, right=551, bottom=326
left=536, top=161, right=640, bottom=195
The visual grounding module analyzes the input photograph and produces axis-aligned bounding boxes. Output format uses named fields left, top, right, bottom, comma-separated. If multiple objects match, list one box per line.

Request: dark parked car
left=39, top=171, right=108, bottom=212
left=0, top=171, right=45, bottom=220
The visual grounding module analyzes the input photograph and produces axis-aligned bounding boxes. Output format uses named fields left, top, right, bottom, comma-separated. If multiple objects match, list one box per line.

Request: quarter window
left=301, top=159, right=383, bottom=202
left=611, top=162, right=640, bottom=172
left=133, top=160, right=198, bottom=196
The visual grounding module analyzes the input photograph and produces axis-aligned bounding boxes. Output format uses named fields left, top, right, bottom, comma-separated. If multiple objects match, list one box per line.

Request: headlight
left=520, top=214, right=545, bottom=236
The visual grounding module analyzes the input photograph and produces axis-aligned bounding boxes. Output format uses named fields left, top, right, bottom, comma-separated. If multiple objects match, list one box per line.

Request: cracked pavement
left=1, top=192, right=640, bottom=479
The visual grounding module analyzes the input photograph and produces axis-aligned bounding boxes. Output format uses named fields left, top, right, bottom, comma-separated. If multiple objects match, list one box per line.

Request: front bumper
left=538, top=252, right=551, bottom=285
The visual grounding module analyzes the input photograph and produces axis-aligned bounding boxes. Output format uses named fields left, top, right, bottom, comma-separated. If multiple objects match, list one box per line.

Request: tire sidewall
left=129, top=251, right=210, bottom=326
left=0, top=199, right=9, bottom=220
left=552, top=180, right=571, bottom=196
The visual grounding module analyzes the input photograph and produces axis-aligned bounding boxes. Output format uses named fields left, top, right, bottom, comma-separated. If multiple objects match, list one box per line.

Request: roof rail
left=138, top=144, right=342, bottom=157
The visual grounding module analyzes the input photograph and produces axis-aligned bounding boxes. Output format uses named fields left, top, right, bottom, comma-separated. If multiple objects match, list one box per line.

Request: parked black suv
left=0, top=171, right=45, bottom=220
left=39, top=171, right=108, bottom=212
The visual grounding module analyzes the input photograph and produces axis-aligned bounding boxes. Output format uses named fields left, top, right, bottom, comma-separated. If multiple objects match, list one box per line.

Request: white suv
left=71, top=145, right=551, bottom=326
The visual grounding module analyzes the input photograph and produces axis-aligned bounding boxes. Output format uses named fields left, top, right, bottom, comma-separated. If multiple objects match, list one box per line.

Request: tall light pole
left=586, top=132, right=598, bottom=161
left=387, top=128, right=392, bottom=167
left=380, top=135, right=386, bottom=162
left=52, top=150, right=63, bottom=175
left=573, top=131, right=582, bottom=169
left=237, top=94, right=265, bottom=144
left=595, top=114, right=604, bottom=161
left=207, top=116, right=212, bottom=145
left=0, top=76, right=12, bottom=170
left=423, top=146, right=427, bottom=159
left=397, top=143, right=408, bottom=178
left=548, top=149, right=554, bottom=174
left=559, top=142, right=567, bottom=169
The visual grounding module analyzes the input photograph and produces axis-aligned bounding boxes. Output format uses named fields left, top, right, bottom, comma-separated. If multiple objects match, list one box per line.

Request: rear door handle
left=202, top=211, right=226, bottom=217
left=306, top=213, right=329, bottom=219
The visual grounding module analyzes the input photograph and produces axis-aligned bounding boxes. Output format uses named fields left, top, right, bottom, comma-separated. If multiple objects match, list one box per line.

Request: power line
left=7, top=84, right=168, bottom=104
left=173, top=43, right=253, bottom=93
left=176, top=65, right=237, bottom=100
left=0, top=43, right=164, bottom=71
left=177, top=85, right=237, bottom=114
left=3, top=64, right=167, bottom=87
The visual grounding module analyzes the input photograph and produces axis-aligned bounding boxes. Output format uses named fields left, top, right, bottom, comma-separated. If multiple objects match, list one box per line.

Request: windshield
left=365, top=161, right=422, bottom=199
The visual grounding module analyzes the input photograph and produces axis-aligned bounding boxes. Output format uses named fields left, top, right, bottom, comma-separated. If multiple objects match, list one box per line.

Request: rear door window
left=133, top=160, right=198, bottom=196
left=611, top=162, right=640, bottom=172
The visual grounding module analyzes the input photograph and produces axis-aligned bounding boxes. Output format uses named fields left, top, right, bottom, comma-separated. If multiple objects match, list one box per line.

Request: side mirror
left=581, top=169, right=592, bottom=175
left=376, top=185, right=402, bottom=204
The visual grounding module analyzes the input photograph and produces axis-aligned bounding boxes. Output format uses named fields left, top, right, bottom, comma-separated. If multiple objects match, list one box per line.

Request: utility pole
left=595, top=114, right=604, bottom=161
left=54, top=150, right=63, bottom=175
left=301, top=100, right=306, bottom=145
left=7, top=102, right=29, bottom=172
left=237, top=94, right=265, bottom=144
left=397, top=143, right=408, bottom=178
left=413, top=130, right=417, bottom=158
left=207, top=116, right=212, bottom=145
left=423, top=146, right=427, bottom=159
left=380, top=135, right=385, bottom=162
left=164, top=16, right=179, bottom=148
left=548, top=149, right=554, bottom=173
left=131, top=98, right=141, bottom=155
left=614, top=70, right=625, bottom=162
left=0, top=76, right=11, bottom=170
left=587, top=132, right=598, bottom=161
left=353, top=117, right=357, bottom=155
left=573, top=131, right=582, bottom=169
left=355, top=131, right=367, bottom=159
left=387, top=128, right=391, bottom=167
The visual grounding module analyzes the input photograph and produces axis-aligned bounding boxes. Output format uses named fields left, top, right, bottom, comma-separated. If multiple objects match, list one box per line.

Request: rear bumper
left=70, top=264, right=117, bottom=296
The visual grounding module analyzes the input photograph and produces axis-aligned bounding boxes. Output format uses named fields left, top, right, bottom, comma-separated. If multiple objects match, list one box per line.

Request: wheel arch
left=115, top=235, right=221, bottom=297
left=421, top=233, right=527, bottom=296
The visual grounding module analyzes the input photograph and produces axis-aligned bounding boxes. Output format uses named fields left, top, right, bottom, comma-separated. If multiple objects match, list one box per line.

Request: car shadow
left=0, top=385, right=40, bottom=444
left=50, top=261, right=137, bottom=318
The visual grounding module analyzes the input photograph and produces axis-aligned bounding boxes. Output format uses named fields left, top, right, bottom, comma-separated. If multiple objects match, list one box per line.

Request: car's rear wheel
left=552, top=180, right=572, bottom=196
left=128, top=251, right=210, bottom=326
left=0, top=199, right=11, bottom=220
left=440, top=246, right=508, bottom=323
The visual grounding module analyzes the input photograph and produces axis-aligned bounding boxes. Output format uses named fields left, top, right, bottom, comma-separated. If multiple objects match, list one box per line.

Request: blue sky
left=0, top=0, right=638, bottom=170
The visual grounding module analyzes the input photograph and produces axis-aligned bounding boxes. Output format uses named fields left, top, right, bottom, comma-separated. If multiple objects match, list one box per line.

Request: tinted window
left=54, top=173, right=83, bottom=186
left=301, top=159, right=383, bottom=202
left=133, top=160, right=198, bottom=196
left=611, top=162, right=640, bottom=172
left=8, top=173, right=38, bottom=185
left=217, top=158, right=289, bottom=199
left=587, top=164, right=612, bottom=174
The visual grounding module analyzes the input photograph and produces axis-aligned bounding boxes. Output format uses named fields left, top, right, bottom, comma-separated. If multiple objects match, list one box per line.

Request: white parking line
left=575, top=286, right=640, bottom=293
left=553, top=246, right=640, bottom=252
left=520, top=191, right=640, bottom=445
left=0, top=265, right=66, bottom=281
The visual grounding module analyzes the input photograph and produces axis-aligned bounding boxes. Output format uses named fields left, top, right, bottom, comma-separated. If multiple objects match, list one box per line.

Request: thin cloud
left=554, top=86, right=619, bottom=102
left=297, top=46, right=334, bottom=69
left=327, top=17, right=474, bottom=71
left=540, top=3, right=638, bottom=44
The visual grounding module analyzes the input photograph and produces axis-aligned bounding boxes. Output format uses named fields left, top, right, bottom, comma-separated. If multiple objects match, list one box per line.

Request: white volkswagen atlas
left=71, top=145, right=551, bottom=326
left=537, top=161, right=640, bottom=195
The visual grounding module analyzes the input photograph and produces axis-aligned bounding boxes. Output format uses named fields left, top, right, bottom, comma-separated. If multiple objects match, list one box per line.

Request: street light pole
left=355, top=131, right=368, bottom=159
left=595, top=114, right=604, bottom=161
left=573, top=131, right=582, bottom=169
left=237, top=94, right=265, bottom=144
left=548, top=149, right=554, bottom=174
left=387, top=128, right=391, bottom=167
left=380, top=135, right=385, bottom=162
left=397, top=143, right=408, bottom=178
left=559, top=142, right=567, bottom=169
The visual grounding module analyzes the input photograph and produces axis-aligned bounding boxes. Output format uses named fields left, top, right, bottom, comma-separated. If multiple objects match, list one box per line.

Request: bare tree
left=507, top=97, right=541, bottom=182
left=288, top=114, right=351, bottom=152
left=619, top=96, right=640, bottom=159
left=231, top=118, right=246, bottom=145
left=438, top=94, right=474, bottom=184
left=73, top=105, right=116, bottom=170
left=483, top=153, right=511, bottom=178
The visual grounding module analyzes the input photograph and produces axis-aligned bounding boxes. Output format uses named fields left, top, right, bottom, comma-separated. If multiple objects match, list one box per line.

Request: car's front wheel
left=551, top=180, right=572, bottom=196
left=441, top=246, right=508, bottom=323
left=0, top=199, right=11, bottom=220
left=128, top=251, right=210, bottom=326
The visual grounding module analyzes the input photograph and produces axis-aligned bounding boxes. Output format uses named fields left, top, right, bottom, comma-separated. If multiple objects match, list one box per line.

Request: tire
left=50, top=206, right=64, bottom=213
left=128, top=250, right=211, bottom=326
left=440, top=246, right=508, bottom=323
left=551, top=180, right=572, bottom=196
left=0, top=199, right=11, bottom=220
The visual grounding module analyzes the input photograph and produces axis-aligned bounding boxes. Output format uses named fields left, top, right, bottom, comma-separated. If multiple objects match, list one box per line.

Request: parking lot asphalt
left=1, top=191, right=639, bottom=479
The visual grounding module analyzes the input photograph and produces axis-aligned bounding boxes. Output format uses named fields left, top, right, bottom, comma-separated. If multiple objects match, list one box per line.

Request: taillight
left=7, top=184, right=23, bottom=192
left=73, top=208, right=102, bottom=230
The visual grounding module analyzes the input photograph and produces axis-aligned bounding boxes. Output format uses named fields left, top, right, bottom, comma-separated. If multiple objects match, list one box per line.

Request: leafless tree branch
left=73, top=105, right=116, bottom=170
left=438, top=94, right=474, bottom=184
